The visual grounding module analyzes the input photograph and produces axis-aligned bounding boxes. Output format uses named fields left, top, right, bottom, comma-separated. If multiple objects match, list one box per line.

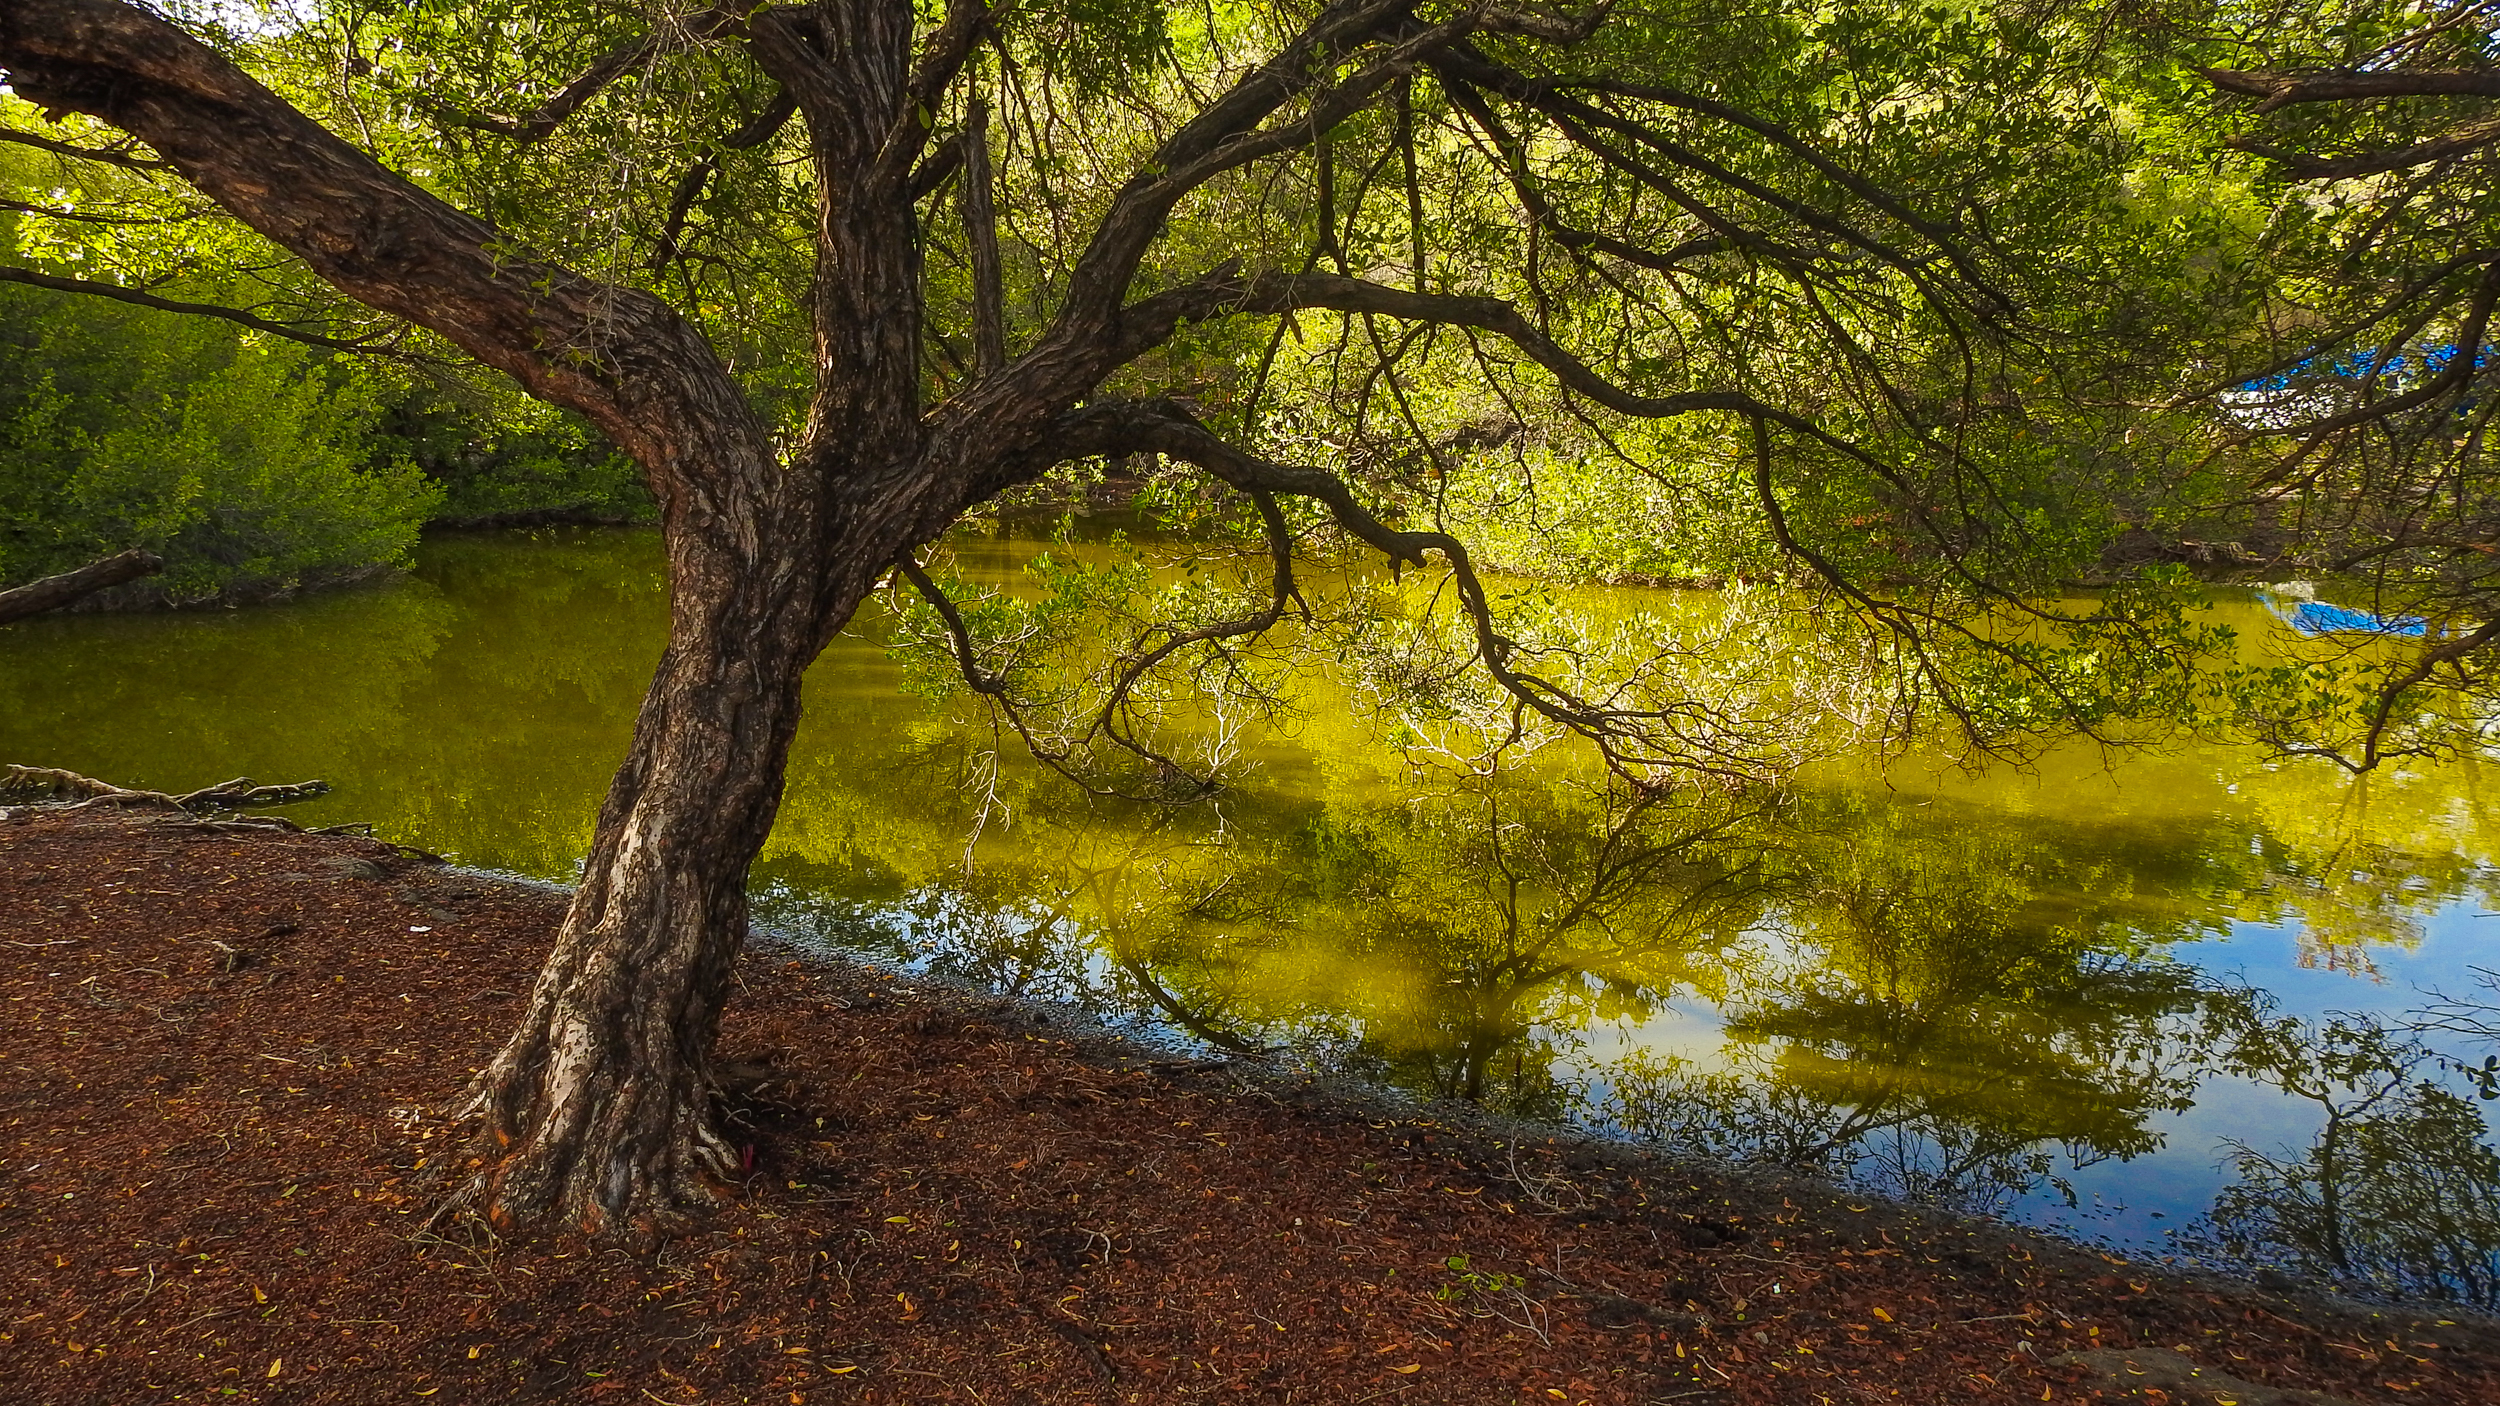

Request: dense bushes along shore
left=0, top=214, right=648, bottom=608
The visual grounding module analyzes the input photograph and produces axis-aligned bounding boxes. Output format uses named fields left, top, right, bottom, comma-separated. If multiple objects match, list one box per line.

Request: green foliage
left=0, top=275, right=440, bottom=601
left=1433, top=1254, right=1526, bottom=1304
left=368, top=373, right=649, bottom=524
left=1009, top=0, right=1171, bottom=98
left=0, top=113, right=642, bottom=597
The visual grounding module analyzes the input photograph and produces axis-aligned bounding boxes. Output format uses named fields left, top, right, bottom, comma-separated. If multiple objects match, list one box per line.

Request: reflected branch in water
left=2202, top=1008, right=2500, bottom=1308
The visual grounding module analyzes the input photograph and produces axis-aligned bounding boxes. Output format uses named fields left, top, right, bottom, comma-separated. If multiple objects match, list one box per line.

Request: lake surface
left=5, top=526, right=2497, bottom=1308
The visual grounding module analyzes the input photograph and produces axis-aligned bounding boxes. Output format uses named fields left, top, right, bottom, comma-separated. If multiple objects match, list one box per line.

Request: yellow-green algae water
left=3, top=525, right=2496, bottom=1307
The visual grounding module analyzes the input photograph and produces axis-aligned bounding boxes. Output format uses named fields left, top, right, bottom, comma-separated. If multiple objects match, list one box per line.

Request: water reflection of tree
left=2199, top=1008, right=2500, bottom=1310
left=1594, top=790, right=2245, bottom=1211
left=1027, top=777, right=1775, bottom=1113
left=2240, top=760, right=2500, bottom=974
left=1278, top=780, right=1772, bottom=1116
left=748, top=626, right=2500, bottom=1251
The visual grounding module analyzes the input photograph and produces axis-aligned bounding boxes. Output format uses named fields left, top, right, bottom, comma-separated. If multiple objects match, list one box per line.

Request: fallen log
left=0, top=765, right=330, bottom=814
left=0, top=548, right=164, bottom=625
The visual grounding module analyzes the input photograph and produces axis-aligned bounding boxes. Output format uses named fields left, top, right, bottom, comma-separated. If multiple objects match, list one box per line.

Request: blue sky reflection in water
left=1, top=525, right=2496, bottom=1309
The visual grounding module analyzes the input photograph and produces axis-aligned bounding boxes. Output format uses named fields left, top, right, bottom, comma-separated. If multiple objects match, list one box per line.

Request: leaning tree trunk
left=456, top=0, right=934, bottom=1232
left=458, top=436, right=944, bottom=1231
left=464, top=524, right=838, bottom=1232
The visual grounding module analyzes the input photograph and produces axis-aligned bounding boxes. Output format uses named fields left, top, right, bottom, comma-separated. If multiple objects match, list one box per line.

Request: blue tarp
left=2240, top=342, right=2487, bottom=393
left=2284, top=599, right=2431, bottom=637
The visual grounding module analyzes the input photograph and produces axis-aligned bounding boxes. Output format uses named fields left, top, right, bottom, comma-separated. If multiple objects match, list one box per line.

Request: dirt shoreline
left=3, top=807, right=2493, bottom=1405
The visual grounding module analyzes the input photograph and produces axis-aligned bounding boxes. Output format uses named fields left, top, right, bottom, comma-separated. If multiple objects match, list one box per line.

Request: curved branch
left=1119, top=269, right=1814, bottom=430
left=897, top=559, right=1208, bottom=801
left=2344, top=616, right=2500, bottom=774
left=647, top=90, right=799, bottom=272
left=898, top=479, right=1302, bottom=800
left=425, top=34, right=659, bottom=144
left=2237, top=113, right=2500, bottom=180
left=0, top=0, right=776, bottom=502
left=0, top=264, right=403, bottom=353
left=1039, top=399, right=1778, bottom=783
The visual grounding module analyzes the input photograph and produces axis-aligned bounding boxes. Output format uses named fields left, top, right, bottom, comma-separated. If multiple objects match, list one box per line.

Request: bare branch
left=0, top=125, right=167, bottom=170
left=0, top=264, right=404, bottom=354
left=1531, top=73, right=1977, bottom=263
left=2235, top=113, right=2500, bottom=180
left=1024, top=398, right=1780, bottom=783
left=426, top=34, right=657, bottom=144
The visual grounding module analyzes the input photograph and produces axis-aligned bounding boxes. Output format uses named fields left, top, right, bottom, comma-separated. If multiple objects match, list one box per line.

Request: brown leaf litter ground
left=2, top=807, right=2493, bottom=1405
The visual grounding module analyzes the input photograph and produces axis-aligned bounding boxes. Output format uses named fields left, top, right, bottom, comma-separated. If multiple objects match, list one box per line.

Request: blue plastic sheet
left=2285, top=599, right=2430, bottom=637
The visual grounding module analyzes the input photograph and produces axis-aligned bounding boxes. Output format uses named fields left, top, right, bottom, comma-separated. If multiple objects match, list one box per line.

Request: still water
left=4, top=526, right=2496, bottom=1307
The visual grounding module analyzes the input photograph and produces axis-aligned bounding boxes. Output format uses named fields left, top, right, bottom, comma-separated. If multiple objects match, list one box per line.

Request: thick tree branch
left=723, top=89, right=801, bottom=149
left=2206, top=65, right=2500, bottom=111
left=649, top=157, right=719, bottom=273
left=0, top=0, right=776, bottom=514
left=2236, top=114, right=2500, bottom=180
